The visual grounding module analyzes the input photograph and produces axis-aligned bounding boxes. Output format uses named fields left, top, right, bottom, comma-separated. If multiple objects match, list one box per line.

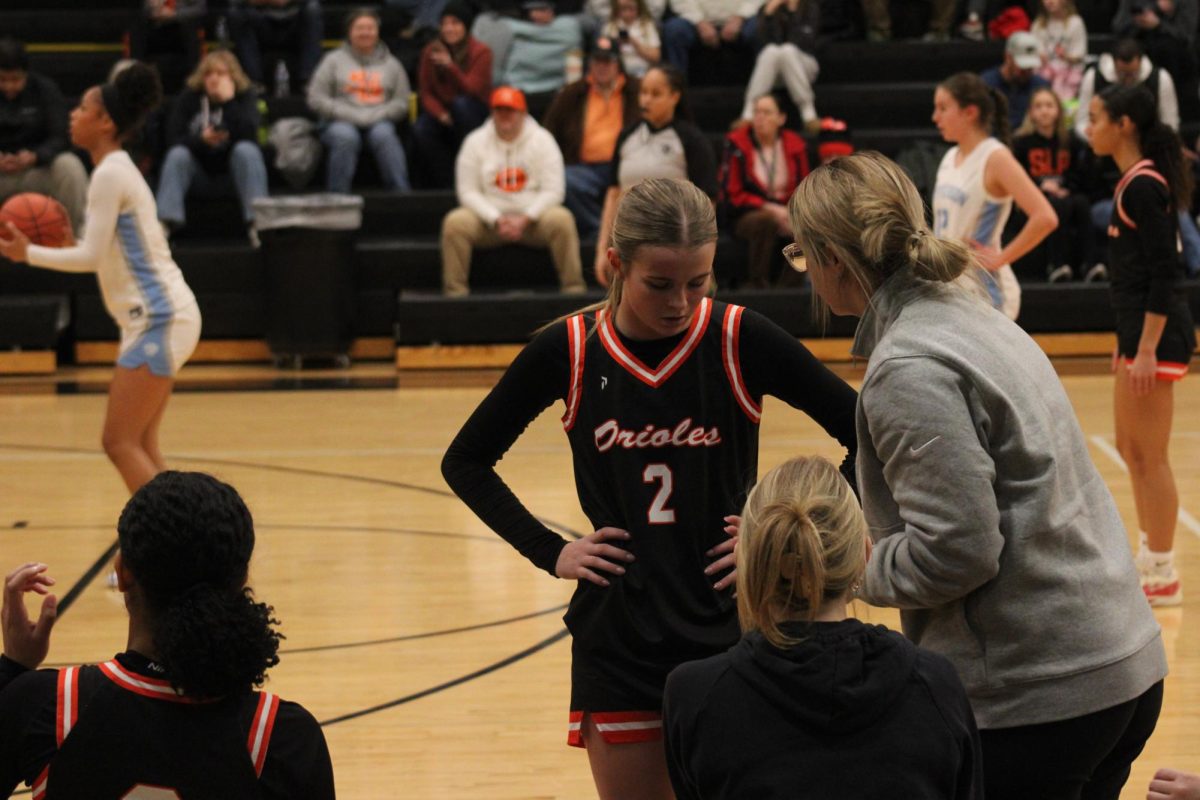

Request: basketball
left=0, top=192, right=71, bottom=247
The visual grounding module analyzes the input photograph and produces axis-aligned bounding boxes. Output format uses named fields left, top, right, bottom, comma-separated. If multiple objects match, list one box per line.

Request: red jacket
left=418, top=37, right=493, bottom=120
left=720, top=125, right=810, bottom=214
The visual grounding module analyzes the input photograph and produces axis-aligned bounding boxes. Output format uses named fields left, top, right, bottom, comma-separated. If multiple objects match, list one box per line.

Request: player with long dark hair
left=0, top=471, right=333, bottom=798
left=0, top=62, right=201, bottom=493
left=1087, top=84, right=1195, bottom=606
left=442, top=177, right=857, bottom=799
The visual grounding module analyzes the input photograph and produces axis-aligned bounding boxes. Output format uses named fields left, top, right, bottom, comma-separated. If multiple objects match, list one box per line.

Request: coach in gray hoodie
left=788, top=152, right=1166, bottom=799
left=307, top=7, right=411, bottom=192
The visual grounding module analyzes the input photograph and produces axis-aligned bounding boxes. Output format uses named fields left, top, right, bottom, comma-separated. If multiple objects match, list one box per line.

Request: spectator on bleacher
left=442, top=86, right=586, bottom=296
left=981, top=32, right=1052, bottom=132
left=663, top=456, right=983, bottom=800
left=128, top=0, right=207, bottom=94
left=501, top=2, right=584, bottom=98
left=227, top=0, right=324, bottom=95
left=861, top=0, right=955, bottom=42
left=1031, top=0, right=1088, bottom=101
left=0, top=472, right=336, bottom=799
left=584, top=0, right=667, bottom=41
left=413, top=1, right=493, bottom=188
left=601, top=0, right=662, bottom=78
left=542, top=36, right=639, bottom=237
left=593, top=64, right=717, bottom=284
left=1076, top=38, right=1179, bottom=140
left=157, top=51, right=268, bottom=247
left=662, top=0, right=763, bottom=78
left=0, top=37, right=87, bottom=235
left=721, top=93, right=809, bottom=287
left=308, top=7, right=413, bottom=193
left=736, top=0, right=820, bottom=134
left=1012, top=86, right=1094, bottom=281
left=1112, top=0, right=1198, bottom=118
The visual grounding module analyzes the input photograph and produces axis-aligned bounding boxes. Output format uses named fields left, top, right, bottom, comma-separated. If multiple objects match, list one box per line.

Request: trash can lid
left=252, top=193, right=364, bottom=231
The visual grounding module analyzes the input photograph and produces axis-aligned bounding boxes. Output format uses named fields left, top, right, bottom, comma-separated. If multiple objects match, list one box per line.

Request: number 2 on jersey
left=643, top=463, right=676, bottom=524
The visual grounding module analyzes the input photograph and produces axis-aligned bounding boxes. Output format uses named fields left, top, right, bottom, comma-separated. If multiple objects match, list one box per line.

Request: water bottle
left=274, top=61, right=290, bottom=99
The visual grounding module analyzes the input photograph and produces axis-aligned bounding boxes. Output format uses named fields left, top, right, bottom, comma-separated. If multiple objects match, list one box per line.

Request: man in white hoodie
left=441, top=86, right=586, bottom=296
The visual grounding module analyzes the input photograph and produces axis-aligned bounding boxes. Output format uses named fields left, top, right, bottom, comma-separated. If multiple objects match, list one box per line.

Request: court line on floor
left=319, top=628, right=570, bottom=727
left=1089, top=435, right=1200, bottom=539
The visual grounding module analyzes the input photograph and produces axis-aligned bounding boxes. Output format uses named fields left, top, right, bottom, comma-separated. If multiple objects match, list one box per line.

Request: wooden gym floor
left=0, top=361, right=1196, bottom=799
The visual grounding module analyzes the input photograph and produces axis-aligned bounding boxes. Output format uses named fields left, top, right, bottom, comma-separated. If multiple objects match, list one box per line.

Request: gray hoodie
left=855, top=267, right=1166, bottom=729
left=306, top=42, right=410, bottom=129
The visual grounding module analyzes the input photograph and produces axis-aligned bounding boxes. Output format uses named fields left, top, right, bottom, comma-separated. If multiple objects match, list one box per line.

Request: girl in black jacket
left=663, top=455, right=982, bottom=800
left=155, top=50, right=268, bottom=245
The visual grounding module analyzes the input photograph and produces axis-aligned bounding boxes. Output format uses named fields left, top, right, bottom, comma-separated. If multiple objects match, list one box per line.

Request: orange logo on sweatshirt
left=344, top=69, right=384, bottom=105
left=494, top=167, right=528, bottom=193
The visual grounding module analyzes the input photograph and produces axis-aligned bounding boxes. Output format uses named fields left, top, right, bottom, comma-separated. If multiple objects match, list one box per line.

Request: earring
left=851, top=581, right=862, bottom=595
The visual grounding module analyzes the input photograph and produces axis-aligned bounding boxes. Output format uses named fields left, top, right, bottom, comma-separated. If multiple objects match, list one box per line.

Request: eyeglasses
left=782, top=243, right=806, bottom=272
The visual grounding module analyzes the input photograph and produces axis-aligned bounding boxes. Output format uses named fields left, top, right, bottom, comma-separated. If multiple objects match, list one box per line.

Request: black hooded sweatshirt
left=662, top=618, right=982, bottom=799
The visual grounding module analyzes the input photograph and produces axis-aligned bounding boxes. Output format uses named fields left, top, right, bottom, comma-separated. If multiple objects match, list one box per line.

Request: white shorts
left=116, top=302, right=202, bottom=378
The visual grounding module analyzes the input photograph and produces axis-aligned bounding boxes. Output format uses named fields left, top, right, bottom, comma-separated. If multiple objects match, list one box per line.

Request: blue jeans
left=411, top=96, right=489, bottom=188
left=563, top=162, right=610, bottom=239
left=320, top=120, right=411, bottom=193
left=156, top=141, right=269, bottom=226
left=227, top=0, right=323, bottom=86
left=1092, top=198, right=1200, bottom=275
left=663, top=15, right=758, bottom=75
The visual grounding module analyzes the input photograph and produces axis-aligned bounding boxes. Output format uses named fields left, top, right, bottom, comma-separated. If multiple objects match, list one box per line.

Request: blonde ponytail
left=736, top=456, right=867, bottom=648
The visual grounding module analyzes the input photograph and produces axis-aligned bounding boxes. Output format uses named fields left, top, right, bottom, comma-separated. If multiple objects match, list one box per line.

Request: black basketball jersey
left=33, top=660, right=282, bottom=799
left=560, top=298, right=761, bottom=661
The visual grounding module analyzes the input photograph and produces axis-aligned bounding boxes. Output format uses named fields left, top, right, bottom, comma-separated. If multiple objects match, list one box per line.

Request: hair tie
left=907, top=229, right=929, bottom=254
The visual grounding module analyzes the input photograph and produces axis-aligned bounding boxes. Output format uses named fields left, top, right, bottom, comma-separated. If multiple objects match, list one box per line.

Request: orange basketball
left=0, top=192, right=71, bottom=247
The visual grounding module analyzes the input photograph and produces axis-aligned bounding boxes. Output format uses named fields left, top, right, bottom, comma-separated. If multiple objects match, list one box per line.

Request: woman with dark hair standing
left=1087, top=84, right=1195, bottom=606
left=0, top=63, right=201, bottom=493
left=788, top=151, right=1165, bottom=799
left=592, top=64, right=718, bottom=286
left=0, top=471, right=334, bottom=798
left=444, top=178, right=856, bottom=799
left=932, top=71, right=1058, bottom=319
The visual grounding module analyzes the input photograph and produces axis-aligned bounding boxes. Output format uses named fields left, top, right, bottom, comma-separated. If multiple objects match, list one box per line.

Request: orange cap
left=490, top=86, right=527, bottom=112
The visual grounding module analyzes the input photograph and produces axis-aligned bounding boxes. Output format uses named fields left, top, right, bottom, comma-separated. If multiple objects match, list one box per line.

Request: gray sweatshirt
left=306, top=43, right=411, bottom=129
left=855, top=267, right=1166, bottom=729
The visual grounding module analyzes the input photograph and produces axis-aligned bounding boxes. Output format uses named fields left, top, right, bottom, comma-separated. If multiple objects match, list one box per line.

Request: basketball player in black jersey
left=0, top=472, right=333, bottom=799
left=442, top=178, right=857, bottom=799
left=1087, top=85, right=1195, bottom=607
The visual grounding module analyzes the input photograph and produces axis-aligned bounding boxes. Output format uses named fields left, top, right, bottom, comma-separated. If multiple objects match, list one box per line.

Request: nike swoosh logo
left=910, top=435, right=941, bottom=454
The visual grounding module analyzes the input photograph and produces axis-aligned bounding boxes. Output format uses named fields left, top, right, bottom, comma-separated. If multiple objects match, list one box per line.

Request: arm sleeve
left=525, top=132, right=566, bottom=219
left=1158, top=70, right=1180, bottom=131
left=456, top=44, right=494, bottom=101
left=679, top=123, right=719, bottom=198
left=721, top=138, right=764, bottom=211
left=737, top=309, right=858, bottom=482
left=1126, top=176, right=1181, bottom=314
left=860, top=357, right=1004, bottom=609
left=25, top=167, right=123, bottom=273
left=455, top=138, right=502, bottom=225
left=441, top=324, right=573, bottom=575
left=0, top=668, right=57, bottom=798
left=227, top=92, right=261, bottom=143
left=33, top=79, right=68, bottom=166
left=259, top=702, right=335, bottom=800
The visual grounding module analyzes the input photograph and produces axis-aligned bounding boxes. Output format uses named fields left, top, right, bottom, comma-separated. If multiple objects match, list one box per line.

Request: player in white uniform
left=932, top=72, right=1057, bottom=320
left=0, top=63, right=200, bottom=493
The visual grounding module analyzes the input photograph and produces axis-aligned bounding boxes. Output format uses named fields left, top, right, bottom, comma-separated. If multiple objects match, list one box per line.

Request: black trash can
left=253, top=194, right=363, bottom=367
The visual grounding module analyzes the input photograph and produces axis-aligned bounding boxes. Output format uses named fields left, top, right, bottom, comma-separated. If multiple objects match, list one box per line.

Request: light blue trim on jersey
left=972, top=200, right=1003, bottom=247
left=975, top=266, right=1005, bottom=310
left=117, top=316, right=175, bottom=377
left=116, top=213, right=172, bottom=318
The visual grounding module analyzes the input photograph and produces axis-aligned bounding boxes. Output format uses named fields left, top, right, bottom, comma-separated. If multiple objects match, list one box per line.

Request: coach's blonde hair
left=736, top=456, right=866, bottom=648
left=788, top=151, right=973, bottom=315
left=186, top=50, right=252, bottom=94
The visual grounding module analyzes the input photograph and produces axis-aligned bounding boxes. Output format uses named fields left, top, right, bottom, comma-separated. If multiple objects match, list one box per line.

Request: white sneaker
left=1084, top=263, right=1108, bottom=282
left=1048, top=264, right=1073, bottom=283
left=1141, top=567, right=1182, bottom=607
